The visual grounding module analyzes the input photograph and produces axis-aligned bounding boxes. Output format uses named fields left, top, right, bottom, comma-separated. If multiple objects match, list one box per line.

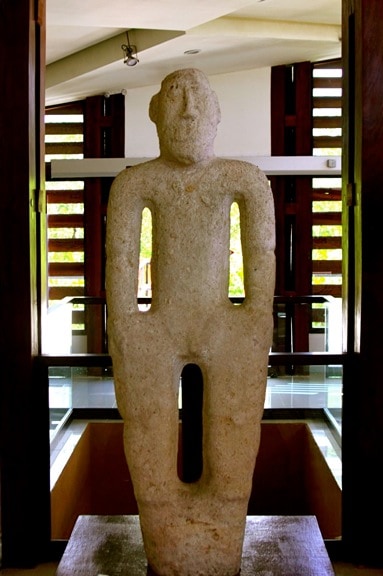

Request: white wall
left=210, top=68, right=271, bottom=157
left=124, top=67, right=271, bottom=158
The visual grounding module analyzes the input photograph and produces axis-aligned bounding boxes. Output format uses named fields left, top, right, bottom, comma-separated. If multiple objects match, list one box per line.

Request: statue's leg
left=202, top=321, right=268, bottom=498
left=112, top=336, right=181, bottom=503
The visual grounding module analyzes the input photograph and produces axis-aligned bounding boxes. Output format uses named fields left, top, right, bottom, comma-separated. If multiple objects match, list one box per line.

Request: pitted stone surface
left=106, top=68, right=275, bottom=576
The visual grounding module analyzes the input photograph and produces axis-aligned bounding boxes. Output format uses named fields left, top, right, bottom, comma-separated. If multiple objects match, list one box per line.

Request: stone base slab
left=56, top=515, right=334, bottom=576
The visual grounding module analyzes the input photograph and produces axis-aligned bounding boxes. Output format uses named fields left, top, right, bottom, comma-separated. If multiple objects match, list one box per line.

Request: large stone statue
left=106, top=68, right=275, bottom=576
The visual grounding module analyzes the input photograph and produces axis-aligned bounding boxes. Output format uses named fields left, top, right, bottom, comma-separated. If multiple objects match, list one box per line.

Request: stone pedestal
left=56, top=515, right=335, bottom=576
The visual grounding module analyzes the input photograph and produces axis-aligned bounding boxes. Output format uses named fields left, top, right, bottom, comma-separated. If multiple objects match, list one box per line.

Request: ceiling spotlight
left=184, top=49, right=201, bottom=55
left=122, top=31, right=139, bottom=66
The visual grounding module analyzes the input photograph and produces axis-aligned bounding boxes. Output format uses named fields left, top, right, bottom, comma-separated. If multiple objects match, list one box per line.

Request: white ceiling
left=45, top=0, right=342, bottom=105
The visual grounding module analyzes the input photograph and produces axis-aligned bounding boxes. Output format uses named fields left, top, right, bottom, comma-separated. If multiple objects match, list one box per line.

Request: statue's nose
left=182, top=90, right=198, bottom=119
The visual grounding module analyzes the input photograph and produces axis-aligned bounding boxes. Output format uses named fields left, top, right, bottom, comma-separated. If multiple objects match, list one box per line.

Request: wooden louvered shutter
left=312, top=60, right=343, bottom=299
left=45, top=102, right=85, bottom=303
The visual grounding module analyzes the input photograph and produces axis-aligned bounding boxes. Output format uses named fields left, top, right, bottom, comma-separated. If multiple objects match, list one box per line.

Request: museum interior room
left=1, top=0, right=383, bottom=574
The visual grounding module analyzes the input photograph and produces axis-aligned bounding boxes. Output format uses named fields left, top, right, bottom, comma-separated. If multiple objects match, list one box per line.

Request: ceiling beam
left=46, top=29, right=185, bottom=88
left=188, top=17, right=341, bottom=43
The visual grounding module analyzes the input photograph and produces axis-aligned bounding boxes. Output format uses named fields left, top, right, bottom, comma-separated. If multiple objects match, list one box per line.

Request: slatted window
left=312, top=60, right=342, bottom=300
left=45, top=103, right=85, bottom=305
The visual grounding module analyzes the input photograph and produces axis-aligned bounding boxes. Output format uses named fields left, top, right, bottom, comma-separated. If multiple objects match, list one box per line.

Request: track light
left=122, top=31, right=139, bottom=66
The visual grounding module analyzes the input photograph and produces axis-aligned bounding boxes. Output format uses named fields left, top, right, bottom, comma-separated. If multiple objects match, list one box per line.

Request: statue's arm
left=106, top=170, right=143, bottom=321
left=239, top=168, right=276, bottom=309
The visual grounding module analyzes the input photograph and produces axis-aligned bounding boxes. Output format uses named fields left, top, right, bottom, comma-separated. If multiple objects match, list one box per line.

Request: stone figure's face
left=150, top=69, right=221, bottom=164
